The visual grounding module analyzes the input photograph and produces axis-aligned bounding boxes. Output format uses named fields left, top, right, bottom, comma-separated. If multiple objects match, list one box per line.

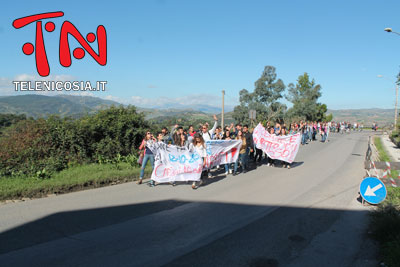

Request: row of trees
left=232, top=66, right=329, bottom=125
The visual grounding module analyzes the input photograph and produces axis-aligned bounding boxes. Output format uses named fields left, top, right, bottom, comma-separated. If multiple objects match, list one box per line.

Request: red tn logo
left=13, top=11, right=107, bottom=77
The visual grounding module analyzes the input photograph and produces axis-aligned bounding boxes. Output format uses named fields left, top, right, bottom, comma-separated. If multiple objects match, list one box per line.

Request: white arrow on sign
left=364, top=184, right=383, bottom=196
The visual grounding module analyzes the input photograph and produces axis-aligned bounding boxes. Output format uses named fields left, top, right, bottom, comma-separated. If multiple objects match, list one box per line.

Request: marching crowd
left=137, top=116, right=360, bottom=189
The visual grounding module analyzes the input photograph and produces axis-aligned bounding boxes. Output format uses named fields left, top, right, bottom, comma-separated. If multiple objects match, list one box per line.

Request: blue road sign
left=360, top=177, right=387, bottom=204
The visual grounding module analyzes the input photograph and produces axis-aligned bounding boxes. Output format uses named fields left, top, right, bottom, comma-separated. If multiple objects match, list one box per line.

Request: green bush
left=0, top=106, right=149, bottom=177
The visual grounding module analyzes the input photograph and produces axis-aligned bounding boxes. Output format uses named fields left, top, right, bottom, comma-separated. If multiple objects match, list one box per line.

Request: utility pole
left=395, top=82, right=399, bottom=127
left=221, top=90, right=225, bottom=128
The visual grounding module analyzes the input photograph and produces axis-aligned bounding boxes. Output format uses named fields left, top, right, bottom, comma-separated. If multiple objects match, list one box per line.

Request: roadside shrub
left=0, top=106, right=149, bottom=177
left=82, top=105, right=149, bottom=161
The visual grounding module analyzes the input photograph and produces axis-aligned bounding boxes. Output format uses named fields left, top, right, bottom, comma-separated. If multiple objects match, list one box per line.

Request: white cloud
left=115, top=94, right=238, bottom=111
left=100, top=94, right=238, bottom=111
left=14, top=74, right=76, bottom=82
left=0, top=77, right=16, bottom=95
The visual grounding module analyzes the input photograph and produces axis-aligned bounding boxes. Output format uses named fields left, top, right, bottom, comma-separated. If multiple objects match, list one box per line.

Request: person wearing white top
left=189, top=133, right=207, bottom=189
left=201, top=114, right=218, bottom=141
left=200, top=115, right=218, bottom=178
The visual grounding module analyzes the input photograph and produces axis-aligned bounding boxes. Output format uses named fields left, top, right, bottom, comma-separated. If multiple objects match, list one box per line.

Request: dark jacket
left=243, top=131, right=253, bottom=148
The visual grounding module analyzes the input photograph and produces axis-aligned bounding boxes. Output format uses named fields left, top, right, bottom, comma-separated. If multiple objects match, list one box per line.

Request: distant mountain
left=148, top=103, right=227, bottom=114
left=0, top=95, right=121, bottom=118
left=0, top=95, right=395, bottom=126
left=328, top=108, right=395, bottom=126
left=57, top=95, right=119, bottom=110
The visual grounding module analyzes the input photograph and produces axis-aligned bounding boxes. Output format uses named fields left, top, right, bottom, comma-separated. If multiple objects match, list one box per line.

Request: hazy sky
left=1, top=0, right=400, bottom=110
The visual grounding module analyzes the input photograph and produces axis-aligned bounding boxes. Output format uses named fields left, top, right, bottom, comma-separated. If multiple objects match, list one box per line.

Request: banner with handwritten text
left=253, top=123, right=301, bottom=163
left=205, top=140, right=242, bottom=168
left=148, top=140, right=242, bottom=183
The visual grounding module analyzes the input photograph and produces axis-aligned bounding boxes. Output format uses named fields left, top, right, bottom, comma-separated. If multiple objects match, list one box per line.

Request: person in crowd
left=200, top=114, right=218, bottom=178
left=320, top=123, right=327, bottom=142
left=300, top=121, right=307, bottom=145
left=243, top=125, right=254, bottom=167
left=233, top=130, right=247, bottom=175
left=161, top=127, right=170, bottom=144
left=188, top=125, right=196, bottom=137
left=189, top=133, right=207, bottom=189
left=172, top=126, right=184, bottom=145
left=267, top=127, right=276, bottom=167
left=274, top=122, right=281, bottom=135
left=161, top=125, right=177, bottom=144
left=223, top=129, right=233, bottom=175
left=312, top=121, right=317, bottom=141
left=201, top=115, right=218, bottom=141
left=326, top=121, right=331, bottom=141
left=228, top=122, right=235, bottom=131
left=232, top=123, right=242, bottom=138
left=289, top=123, right=295, bottom=135
left=177, top=132, right=191, bottom=148
left=137, top=131, right=156, bottom=185
left=156, top=132, right=164, bottom=142
left=280, top=128, right=291, bottom=169
left=213, top=126, right=224, bottom=140
left=307, top=122, right=313, bottom=142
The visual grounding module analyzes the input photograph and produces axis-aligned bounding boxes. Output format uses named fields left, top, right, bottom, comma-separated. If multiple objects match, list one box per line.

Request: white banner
left=148, top=140, right=242, bottom=183
left=205, top=140, right=242, bottom=168
left=253, top=123, right=301, bottom=163
left=148, top=142, right=203, bottom=183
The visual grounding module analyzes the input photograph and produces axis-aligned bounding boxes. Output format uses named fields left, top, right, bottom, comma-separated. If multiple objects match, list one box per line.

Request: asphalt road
left=0, top=131, right=378, bottom=267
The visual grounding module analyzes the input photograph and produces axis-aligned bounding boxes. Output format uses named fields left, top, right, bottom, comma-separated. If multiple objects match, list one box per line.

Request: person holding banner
left=189, top=133, right=207, bottom=189
left=280, top=128, right=291, bottom=169
left=266, top=127, right=276, bottom=167
left=233, top=130, right=247, bottom=175
left=223, top=129, right=233, bottom=175
left=137, top=132, right=156, bottom=185
left=243, top=125, right=253, bottom=168
left=200, top=114, right=218, bottom=178
left=177, top=132, right=191, bottom=148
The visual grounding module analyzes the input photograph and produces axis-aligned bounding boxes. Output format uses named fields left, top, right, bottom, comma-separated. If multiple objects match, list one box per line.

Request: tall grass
left=0, top=163, right=151, bottom=201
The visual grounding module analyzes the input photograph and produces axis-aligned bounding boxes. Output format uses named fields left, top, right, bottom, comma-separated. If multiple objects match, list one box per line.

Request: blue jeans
left=224, top=163, right=231, bottom=172
left=140, top=154, right=154, bottom=178
left=301, top=134, right=307, bottom=145
left=234, top=153, right=247, bottom=173
left=321, top=133, right=326, bottom=142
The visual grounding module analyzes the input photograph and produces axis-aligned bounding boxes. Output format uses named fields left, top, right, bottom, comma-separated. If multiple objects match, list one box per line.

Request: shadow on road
left=0, top=199, right=377, bottom=267
left=0, top=200, right=187, bottom=254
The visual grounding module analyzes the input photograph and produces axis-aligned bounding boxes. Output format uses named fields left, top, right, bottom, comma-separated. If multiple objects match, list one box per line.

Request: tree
left=233, top=66, right=286, bottom=124
left=325, top=113, right=333, bottom=122
left=0, top=113, right=27, bottom=135
left=286, top=73, right=326, bottom=121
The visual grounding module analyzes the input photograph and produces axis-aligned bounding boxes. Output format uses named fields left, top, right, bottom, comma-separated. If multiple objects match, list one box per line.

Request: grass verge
left=374, top=136, right=398, bottom=178
left=0, top=163, right=152, bottom=201
left=370, top=187, right=400, bottom=267
left=374, top=136, right=391, bottom=162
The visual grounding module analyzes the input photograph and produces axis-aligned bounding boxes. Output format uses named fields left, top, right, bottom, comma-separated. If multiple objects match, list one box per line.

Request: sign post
left=249, top=109, right=256, bottom=128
